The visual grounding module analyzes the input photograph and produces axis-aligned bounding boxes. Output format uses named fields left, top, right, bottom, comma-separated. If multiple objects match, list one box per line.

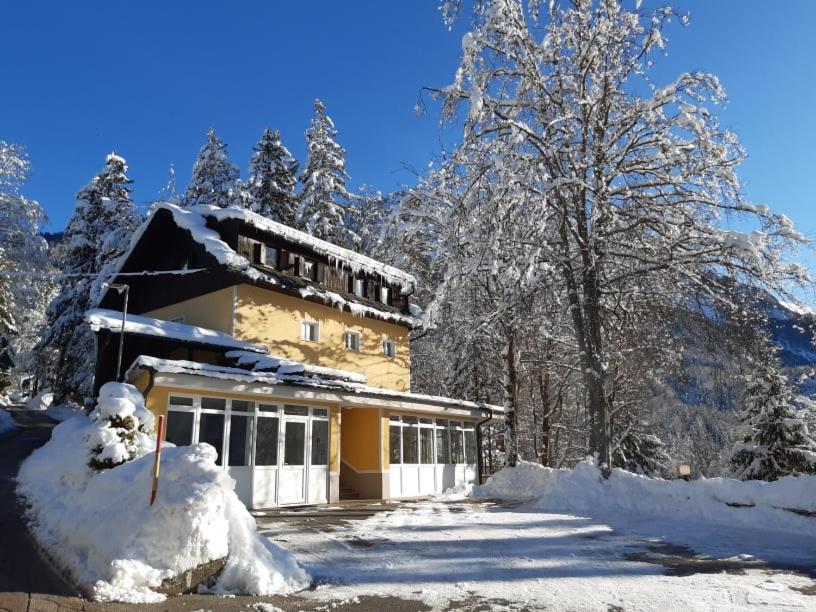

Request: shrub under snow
left=17, top=383, right=309, bottom=603
left=475, top=460, right=816, bottom=535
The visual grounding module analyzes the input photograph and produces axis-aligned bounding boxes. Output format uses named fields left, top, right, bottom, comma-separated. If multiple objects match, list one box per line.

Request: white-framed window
left=353, top=278, right=366, bottom=297
left=382, top=338, right=396, bottom=358
left=380, top=286, right=390, bottom=304
left=301, top=320, right=319, bottom=342
left=344, top=330, right=361, bottom=352
left=389, top=414, right=474, bottom=466
left=264, top=246, right=279, bottom=268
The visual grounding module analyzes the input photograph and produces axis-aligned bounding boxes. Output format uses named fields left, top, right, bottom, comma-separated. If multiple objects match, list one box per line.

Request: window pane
left=451, top=429, right=465, bottom=464
left=436, top=426, right=450, bottom=464
left=312, top=408, right=328, bottom=417
left=284, top=405, right=309, bottom=416
left=231, top=400, right=253, bottom=413
left=166, top=411, right=194, bottom=446
left=259, top=404, right=278, bottom=412
left=311, top=420, right=329, bottom=466
left=420, top=428, right=434, bottom=464
left=403, top=421, right=418, bottom=464
left=199, top=413, right=225, bottom=465
left=284, top=421, right=306, bottom=465
left=354, top=278, right=365, bottom=296
left=265, top=247, right=278, bottom=267
left=169, top=396, right=193, bottom=407
left=389, top=425, right=401, bottom=464
left=228, top=414, right=252, bottom=466
left=201, top=397, right=226, bottom=412
left=464, top=430, right=477, bottom=465
left=255, top=417, right=279, bottom=466
left=389, top=415, right=400, bottom=423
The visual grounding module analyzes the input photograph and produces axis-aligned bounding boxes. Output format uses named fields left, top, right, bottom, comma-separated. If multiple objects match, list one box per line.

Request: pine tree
left=297, top=99, right=356, bottom=246
left=183, top=128, right=243, bottom=209
left=730, top=356, right=816, bottom=481
left=35, top=152, right=141, bottom=403
left=247, top=128, right=299, bottom=225
left=612, top=418, right=671, bottom=477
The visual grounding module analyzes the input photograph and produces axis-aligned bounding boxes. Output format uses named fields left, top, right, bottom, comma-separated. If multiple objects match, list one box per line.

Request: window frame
left=301, top=258, right=316, bottom=281
left=344, top=330, right=361, bottom=352
left=301, top=320, right=320, bottom=343
left=353, top=277, right=366, bottom=297
left=382, top=338, right=396, bottom=358
left=264, top=246, right=279, bottom=269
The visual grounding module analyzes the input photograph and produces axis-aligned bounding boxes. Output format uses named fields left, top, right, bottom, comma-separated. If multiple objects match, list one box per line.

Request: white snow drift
left=474, top=460, right=816, bottom=534
left=17, top=382, right=309, bottom=603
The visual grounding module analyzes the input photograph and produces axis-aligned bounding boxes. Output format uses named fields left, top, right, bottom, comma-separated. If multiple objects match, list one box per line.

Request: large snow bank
left=0, top=409, right=16, bottom=436
left=475, top=460, right=816, bottom=535
left=17, top=383, right=309, bottom=603
left=25, top=390, right=54, bottom=411
left=46, top=403, right=85, bottom=422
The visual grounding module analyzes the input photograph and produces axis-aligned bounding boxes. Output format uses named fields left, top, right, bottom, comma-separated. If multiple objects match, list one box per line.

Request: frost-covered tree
left=298, top=99, right=356, bottom=246
left=35, top=152, right=142, bottom=403
left=247, top=128, right=299, bottom=225
left=415, top=0, right=811, bottom=468
left=730, top=344, right=816, bottom=481
left=0, top=140, right=55, bottom=375
left=183, top=128, right=243, bottom=209
left=87, top=382, right=154, bottom=471
left=347, top=186, right=392, bottom=256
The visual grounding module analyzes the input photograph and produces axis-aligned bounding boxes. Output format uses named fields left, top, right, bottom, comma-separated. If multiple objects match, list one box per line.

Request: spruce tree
left=297, top=99, right=356, bottom=246
left=247, top=128, right=299, bottom=225
left=183, top=128, right=243, bottom=209
left=35, top=152, right=141, bottom=403
left=730, top=356, right=816, bottom=481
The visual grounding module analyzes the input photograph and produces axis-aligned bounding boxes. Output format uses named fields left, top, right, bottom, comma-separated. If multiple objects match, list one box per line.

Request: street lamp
left=103, top=283, right=130, bottom=382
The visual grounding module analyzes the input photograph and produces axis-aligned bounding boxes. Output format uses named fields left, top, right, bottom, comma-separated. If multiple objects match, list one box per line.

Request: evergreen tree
left=297, top=99, right=356, bottom=246
left=612, top=415, right=671, bottom=477
left=35, top=152, right=141, bottom=403
left=183, top=128, right=243, bottom=209
left=247, top=128, right=299, bottom=225
left=347, top=186, right=391, bottom=255
left=730, top=355, right=816, bottom=481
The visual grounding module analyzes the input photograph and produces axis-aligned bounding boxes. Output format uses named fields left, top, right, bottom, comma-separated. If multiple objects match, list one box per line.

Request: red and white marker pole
left=150, top=414, right=165, bottom=506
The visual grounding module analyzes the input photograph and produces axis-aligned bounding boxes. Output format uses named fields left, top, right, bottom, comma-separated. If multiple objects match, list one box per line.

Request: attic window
left=302, top=259, right=316, bottom=281
left=264, top=246, right=279, bottom=268
left=380, top=286, right=390, bottom=304
left=353, top=278, right=366, bottom=297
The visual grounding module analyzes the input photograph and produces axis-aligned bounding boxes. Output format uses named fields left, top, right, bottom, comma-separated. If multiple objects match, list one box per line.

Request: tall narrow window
left=389, top=421, right=402, bottom=464
left=402, top=417, right=419, bottom=464
left=382, top=338, right=396, bottom=358
left=344, top=330, right=360, bottom=352
left=301, top=320, right=319, bottom=342
left=436, top=420, right=451, bottom=464
left=302, top=259, right=316, bottom=280
left=311, top=419, right=329, bottom=466
left=264, top=246, right=279, bottom=268
left=353, top=278, right=366, bottom=297
left=380, top=286, right=390, bottom=304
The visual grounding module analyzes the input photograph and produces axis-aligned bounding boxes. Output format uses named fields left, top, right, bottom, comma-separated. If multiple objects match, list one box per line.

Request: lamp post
left=103, top=283, right=130, bottom=382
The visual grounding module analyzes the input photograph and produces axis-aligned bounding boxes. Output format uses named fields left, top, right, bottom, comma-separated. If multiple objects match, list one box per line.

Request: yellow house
left=89, top=203, right=501, bottom=508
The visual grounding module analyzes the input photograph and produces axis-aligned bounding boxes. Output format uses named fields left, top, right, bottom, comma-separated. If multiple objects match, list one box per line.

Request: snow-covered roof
left=127, top=356, right=503, bottom=414
left=86, top=308, right=268, bottom=354
left=189, top=204, right=416, bottom=291
left=226, top=350, right=367, bottom=384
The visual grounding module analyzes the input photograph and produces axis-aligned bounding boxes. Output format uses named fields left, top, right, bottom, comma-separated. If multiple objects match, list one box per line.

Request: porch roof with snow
left=127, top=355, right=504, bottom=419
left=98, top=203, right=421, bottom=328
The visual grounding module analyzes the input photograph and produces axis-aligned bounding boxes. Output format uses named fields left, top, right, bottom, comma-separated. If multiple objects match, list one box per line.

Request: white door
left=252, top=407, right=280, bottom=508
left=307, top=413, right=329, bottom=504
left=278, top=415, right=308, bottom=505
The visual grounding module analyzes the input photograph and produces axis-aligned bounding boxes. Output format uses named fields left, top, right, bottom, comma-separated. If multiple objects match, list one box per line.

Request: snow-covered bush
left=25, top=389, right=53, bottom=411
left=87, top=382, right=154, bottom=470
left=17, top=386, right=309, bottom=603
left=474, top=460, right=816, bottom=535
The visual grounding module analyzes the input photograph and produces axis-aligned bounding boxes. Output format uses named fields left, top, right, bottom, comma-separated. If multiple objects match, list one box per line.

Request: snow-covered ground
left=258, top=465, right=816, bottom=610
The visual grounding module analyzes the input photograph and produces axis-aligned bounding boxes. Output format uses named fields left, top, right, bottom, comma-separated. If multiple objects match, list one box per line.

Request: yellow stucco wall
left=235, top=284, right=411, bottom=392
left=340, top=407, right=381, bottom=471
left=144, top=287, right=234, bottom=334
left=137, top=382, right=340, bottom=473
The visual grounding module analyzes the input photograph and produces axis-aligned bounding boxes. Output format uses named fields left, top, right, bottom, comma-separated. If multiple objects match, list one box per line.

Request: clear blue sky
left=3, top=1, right=815, bottom=272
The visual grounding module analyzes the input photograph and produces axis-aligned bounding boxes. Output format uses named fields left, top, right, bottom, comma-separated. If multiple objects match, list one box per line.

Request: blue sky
left=3, top=1, right=816, bottom=275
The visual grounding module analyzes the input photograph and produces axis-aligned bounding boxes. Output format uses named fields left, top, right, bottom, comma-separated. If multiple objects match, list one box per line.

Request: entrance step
left=339, top=485, right=360, bottom=500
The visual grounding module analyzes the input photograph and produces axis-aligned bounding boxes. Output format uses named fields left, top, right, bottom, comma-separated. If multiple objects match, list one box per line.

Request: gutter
left=475, top=407, right=494, bottom=485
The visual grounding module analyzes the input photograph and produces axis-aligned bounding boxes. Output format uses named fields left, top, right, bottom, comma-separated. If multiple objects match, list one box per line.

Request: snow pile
left=17, top=383, right=309, bottom=603
left=46, top=403, right=85, bottom=422
left=0, top=409, right=17, bottom=436
left=475, top=460, right=816, bottom=534
left=25, top=390, right=54, bottom=411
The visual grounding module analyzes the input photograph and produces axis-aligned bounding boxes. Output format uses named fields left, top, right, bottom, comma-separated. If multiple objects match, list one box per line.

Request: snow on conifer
left=247, top=128, right=299, bottom=225
left=87, top=382, right=154, bottom=470
left=297, top=99, right=356, bottom=247
left=35, top=152, right=141, bottom=403
left=730, top=353, right=816, bottom=481
left=183, top=128, right=244, bottom=209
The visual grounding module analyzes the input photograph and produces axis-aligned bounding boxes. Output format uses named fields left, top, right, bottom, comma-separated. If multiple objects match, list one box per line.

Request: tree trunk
left=503, top=331, right=520, bottom=467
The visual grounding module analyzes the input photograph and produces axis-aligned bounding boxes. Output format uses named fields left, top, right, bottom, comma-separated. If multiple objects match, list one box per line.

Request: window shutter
left=252, top=243, right=263, bottom=264
left=367, top=279, right=376, bottom=300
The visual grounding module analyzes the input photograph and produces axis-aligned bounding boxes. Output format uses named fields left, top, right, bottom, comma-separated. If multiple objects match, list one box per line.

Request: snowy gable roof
left=127, top=355, right=503, bottom=414
left=86, top=308, right=268, bottom=354
left=225, top=350, right=367, bottom=384
left=189, top=204, right=417, bottom=292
